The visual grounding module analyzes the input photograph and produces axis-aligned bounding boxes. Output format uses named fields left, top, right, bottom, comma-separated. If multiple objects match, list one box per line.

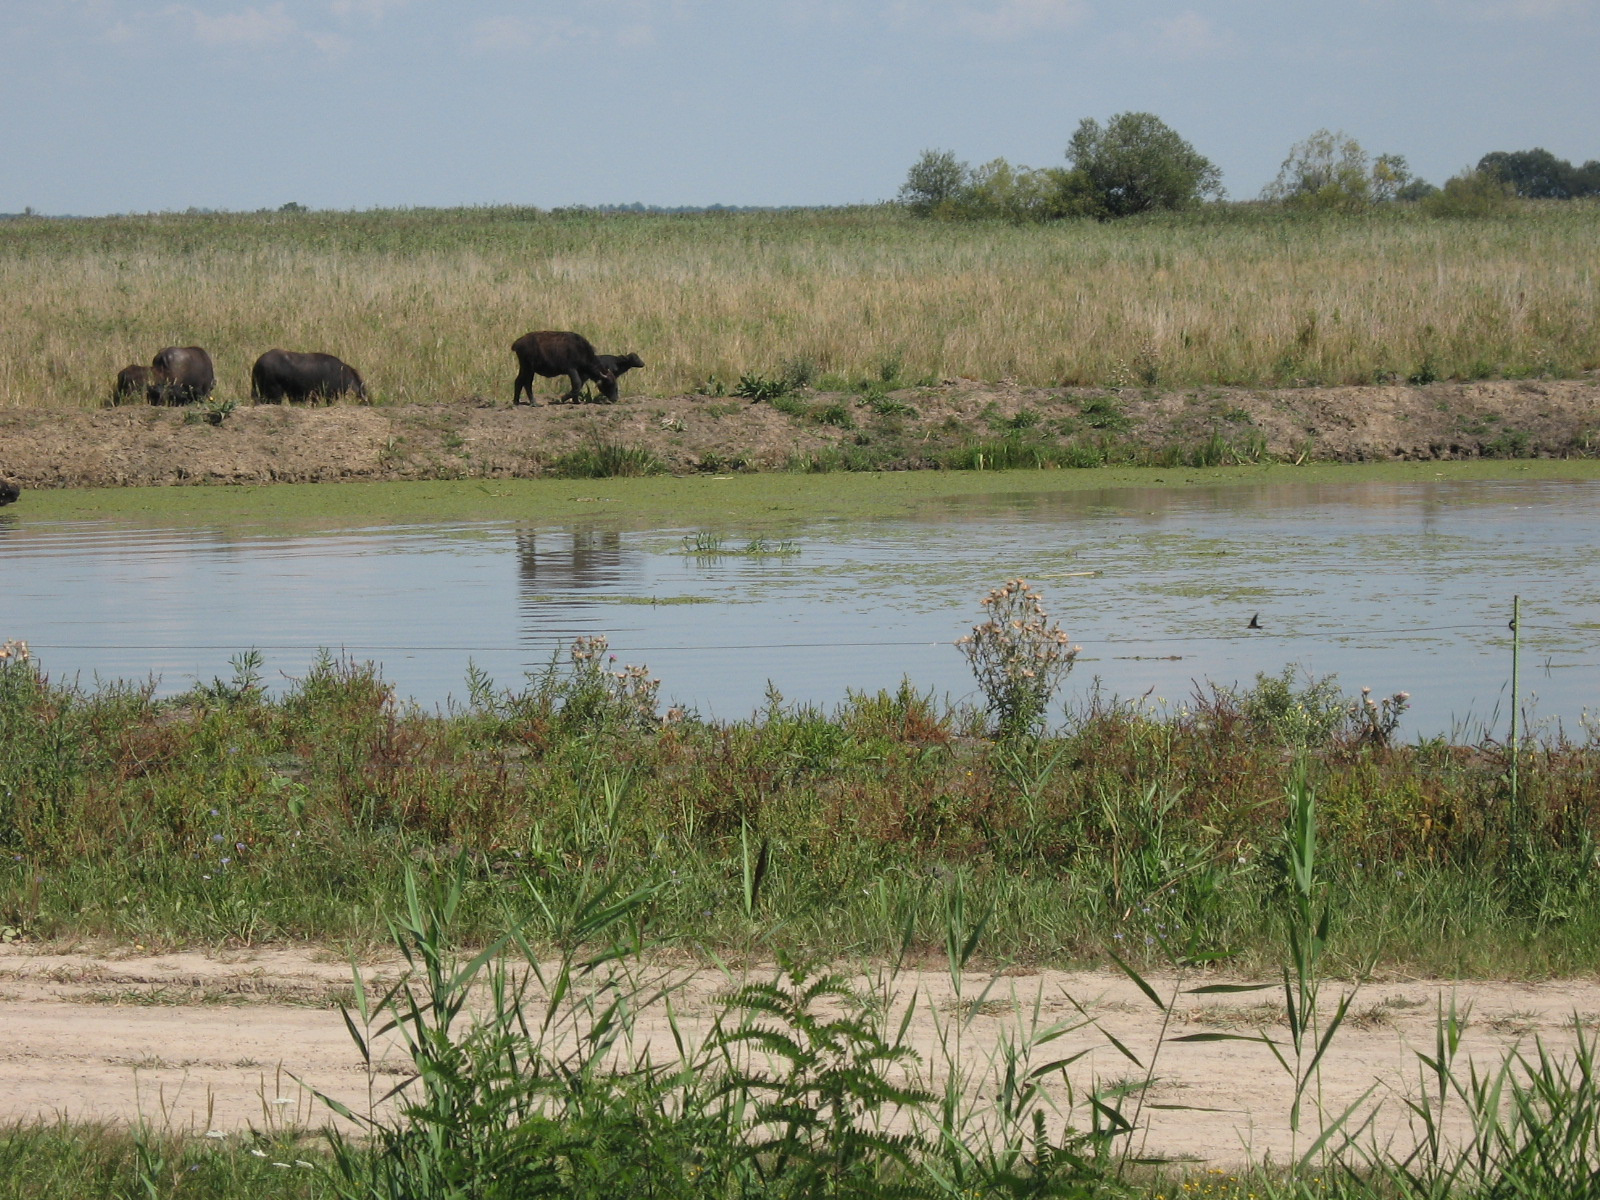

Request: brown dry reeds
left=0, top=202, right=1596, bottom=409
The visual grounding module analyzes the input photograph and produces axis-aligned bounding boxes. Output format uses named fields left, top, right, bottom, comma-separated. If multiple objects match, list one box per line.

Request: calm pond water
left=4, top=478, right=1598, bottom=740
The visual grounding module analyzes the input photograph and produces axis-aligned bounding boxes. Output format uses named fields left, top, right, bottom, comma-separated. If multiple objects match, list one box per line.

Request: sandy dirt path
left=2, top=944, right=1596, bottom=1166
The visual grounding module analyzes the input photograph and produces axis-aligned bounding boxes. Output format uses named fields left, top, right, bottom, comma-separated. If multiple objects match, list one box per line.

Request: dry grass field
left=1, top=202, right=1596, bottom=410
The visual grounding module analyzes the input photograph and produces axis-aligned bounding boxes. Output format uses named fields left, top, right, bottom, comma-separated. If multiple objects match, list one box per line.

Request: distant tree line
left=898, top=112, right=1224, bottom=223
left=900, top=117, right=1597, bottom=222
left=1476, top=148, right=1600, bottom=198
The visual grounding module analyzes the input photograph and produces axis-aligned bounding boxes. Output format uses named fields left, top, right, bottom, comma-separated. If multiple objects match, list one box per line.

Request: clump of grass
left=181, top=395, right=239, bottom=426
left=734, top=372, right=792, bottom=401
left=0, top=1122, right=324, bottom=1199
left=859, top=389, right=918, bottom=417
left=942, top=437, right=1078, bottom=470
left=681, top=532, right=800, bottom=556
left=549, top=440, right=662, bottom=478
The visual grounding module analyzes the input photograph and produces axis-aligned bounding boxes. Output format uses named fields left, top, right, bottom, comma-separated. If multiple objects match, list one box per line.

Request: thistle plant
left=957, top=579, right=1080, bottom=739
left=567, top=634, right=662, bottom=731
left=1352, top=686, right=1410, bottom=747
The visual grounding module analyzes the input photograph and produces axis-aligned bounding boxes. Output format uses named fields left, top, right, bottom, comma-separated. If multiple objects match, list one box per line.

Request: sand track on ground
left=3, top=944, right=1596, bottom=1165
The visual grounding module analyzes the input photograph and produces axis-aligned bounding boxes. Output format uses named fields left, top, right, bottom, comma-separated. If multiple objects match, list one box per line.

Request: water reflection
left=516, top=528, right=629, bottom=593
left=3, top=479, right=1599, bottom=739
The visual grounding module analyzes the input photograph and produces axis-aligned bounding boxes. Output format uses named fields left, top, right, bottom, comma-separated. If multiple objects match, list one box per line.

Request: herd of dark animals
left=108, top=331, right=644, bottom=409
left=0, top=331, right=647, bottom=507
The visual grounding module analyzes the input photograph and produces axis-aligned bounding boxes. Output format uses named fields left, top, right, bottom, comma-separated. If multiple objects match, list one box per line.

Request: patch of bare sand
left=2, top=944, right=1597, bottom=1165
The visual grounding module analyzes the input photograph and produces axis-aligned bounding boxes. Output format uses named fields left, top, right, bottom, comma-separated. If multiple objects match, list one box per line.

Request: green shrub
left=1423, top=168, right=1517, bottom=218
left=1079, top=395, right=1130, bottom=430
left=734, top=372, right=792, bottom=401
left=1215, top=667, right=1352, bottom=749
left=1484, top=428, right=1532, bottom=458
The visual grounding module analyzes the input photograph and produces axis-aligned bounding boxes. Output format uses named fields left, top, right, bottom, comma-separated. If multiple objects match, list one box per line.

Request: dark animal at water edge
left=592, top=352, right=645, bottom=402
left=0, top=477, right=19, bottom=506
left=511, top=330, right=615, bottom=405
left=147, top=346, right=215, bottom=406
left=111, top=364, right=151, bottom=405
left=251, top=349, right=367, bottom=404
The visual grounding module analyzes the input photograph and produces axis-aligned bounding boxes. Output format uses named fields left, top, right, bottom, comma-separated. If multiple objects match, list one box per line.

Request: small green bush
left=1079, top=395, right=1130, bottom=430
left=1423, top=169, right=1516, bottom=218
left=734, top=372, right=791, bottom=401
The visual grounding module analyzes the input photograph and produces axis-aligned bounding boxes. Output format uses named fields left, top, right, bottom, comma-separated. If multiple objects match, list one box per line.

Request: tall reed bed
left=1, top=203, right=1596, bottom=409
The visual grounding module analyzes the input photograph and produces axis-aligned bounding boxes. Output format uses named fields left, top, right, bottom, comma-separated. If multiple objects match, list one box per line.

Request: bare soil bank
left=2, top=944, right=1597, bottom=1166
left=3, top=378, right=1599, bottom=491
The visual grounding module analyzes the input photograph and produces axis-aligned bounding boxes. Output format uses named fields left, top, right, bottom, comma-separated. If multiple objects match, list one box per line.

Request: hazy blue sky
left=2, top=1, right=1595, bottom=215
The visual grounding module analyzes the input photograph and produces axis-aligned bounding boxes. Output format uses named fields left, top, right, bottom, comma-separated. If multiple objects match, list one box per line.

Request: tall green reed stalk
left=301, top=855, right=1135, bottom=1199
left=1099, top=763, right=1374, bottom=1175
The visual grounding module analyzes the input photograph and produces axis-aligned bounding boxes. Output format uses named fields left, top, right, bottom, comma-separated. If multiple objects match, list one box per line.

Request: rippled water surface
left=6, top=478, right=1599, bottom=738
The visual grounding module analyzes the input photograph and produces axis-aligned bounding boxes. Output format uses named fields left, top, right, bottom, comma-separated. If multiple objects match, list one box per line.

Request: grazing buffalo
left=511, top=330, right=615, bottom=405
left=147, top=346, right=215, bottom=405
left=0, top=477, right=18, bottom=506
left=592, top=352, right=645, bottom=402
left=112, top=364, right=151, bottom=405
left=251, top=349, right=367, bottom=404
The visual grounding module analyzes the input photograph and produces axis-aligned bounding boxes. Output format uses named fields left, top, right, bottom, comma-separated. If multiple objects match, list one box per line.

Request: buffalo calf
left=592, top=352, right=645, bottom=403
left=147, top=346, right=215, bottom=406
left=252, top=349, right=367, bottom=404
left=512, top=330, right=615, bottom=405
left=112, top=364, right=151, bottom=406
left=0, top=477, right=18, bottom=506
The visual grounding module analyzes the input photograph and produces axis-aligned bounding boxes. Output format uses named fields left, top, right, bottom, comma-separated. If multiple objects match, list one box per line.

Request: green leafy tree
left=897, top=148, right=970, bottom=215
left=1065, top=111, right=1223, bottom=217
left=1478, top=148, right=1598, bottom=198
left=962, top=158, right=1092, bottom=222
left=1263, top=129, right=1377, bottom=211
left=1370, top=153, right=1416, bottom=202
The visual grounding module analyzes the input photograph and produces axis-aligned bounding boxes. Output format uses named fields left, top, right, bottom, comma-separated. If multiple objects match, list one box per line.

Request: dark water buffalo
left=512, top=330, right=615, bottom=405
left=147, top=346, right=215, bottom=405
left=251, top=349, right=367, bottom=404
left=592, top=352, right=645, bottom=402
left=112, top=364, right=151, bottom=405
left=0, top=477, right=18, bottom=506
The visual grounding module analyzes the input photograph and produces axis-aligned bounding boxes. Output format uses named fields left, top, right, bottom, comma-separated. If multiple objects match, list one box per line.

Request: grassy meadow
left=1, top=201, right=1597, bottom=409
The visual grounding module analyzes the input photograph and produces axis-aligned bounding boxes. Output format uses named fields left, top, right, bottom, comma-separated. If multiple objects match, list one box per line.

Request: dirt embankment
left=2, top=378, right=1598, bottom=490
